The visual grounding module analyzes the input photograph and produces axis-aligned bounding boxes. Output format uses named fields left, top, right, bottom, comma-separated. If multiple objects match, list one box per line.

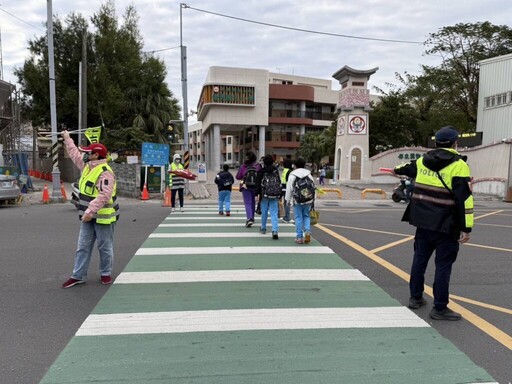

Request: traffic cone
left=162, top=186, right=171, bottom=207
left=141, top=183, right=150, bottom=200
left=60, top=181, right=68, bottom=202
left=41, top=184, right=50, bottom=203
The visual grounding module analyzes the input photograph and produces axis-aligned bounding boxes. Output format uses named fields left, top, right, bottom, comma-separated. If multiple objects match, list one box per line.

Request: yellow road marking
left=316, top=223, right=512, bottom=350
left=477, top=222, right=512, bottom=228
left=371, top=236, right=415, bottom=253
left=465, top=243, right=512, bottom=253
left=450, top=295, right=512, bottom=315
left=475, top=210, right=504, bottom=220
left=322, top=223, right=411, bottom=237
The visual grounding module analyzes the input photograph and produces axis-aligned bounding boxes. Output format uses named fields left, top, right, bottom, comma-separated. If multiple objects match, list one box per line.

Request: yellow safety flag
left=84, top=126, right=102, bottom=144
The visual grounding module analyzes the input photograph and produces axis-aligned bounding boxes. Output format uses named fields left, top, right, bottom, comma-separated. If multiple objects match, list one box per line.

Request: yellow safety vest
left=79, top=163, right=119, bottom=224
left=413, top=152, right=473, bottom=232
left=281, top=168, right=291, bottom=184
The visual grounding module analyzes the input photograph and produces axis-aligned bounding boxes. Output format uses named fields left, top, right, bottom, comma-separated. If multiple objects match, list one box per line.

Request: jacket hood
left=422, top=148, right=461, bottom=172
left=290, top=168, right=311, bottom=178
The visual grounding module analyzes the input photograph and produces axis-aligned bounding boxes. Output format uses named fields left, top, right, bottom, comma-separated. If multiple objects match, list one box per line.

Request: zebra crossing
left=40, top=204, right=497, bottom=384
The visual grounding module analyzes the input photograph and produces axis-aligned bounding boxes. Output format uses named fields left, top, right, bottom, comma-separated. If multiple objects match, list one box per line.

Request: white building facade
left=191, top=66, right=338, bottom=172
left=477, top=52, right=512, bottom=145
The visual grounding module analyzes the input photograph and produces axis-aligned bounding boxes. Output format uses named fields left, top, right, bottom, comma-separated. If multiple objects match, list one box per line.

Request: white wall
left=369, top=142, right=512, bottom=197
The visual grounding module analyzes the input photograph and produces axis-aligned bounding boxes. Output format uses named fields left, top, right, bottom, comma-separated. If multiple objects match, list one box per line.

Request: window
left=227, top=137, right=231, bottom=145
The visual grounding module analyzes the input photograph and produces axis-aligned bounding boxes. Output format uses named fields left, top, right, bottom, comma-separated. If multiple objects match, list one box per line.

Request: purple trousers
left=242, top=188, right=257, bottom=220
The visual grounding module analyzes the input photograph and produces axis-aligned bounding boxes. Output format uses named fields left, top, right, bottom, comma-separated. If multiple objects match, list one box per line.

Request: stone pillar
left=259, top=126, right=266, bottom=158
left=213, top=124, right=221, bottom=172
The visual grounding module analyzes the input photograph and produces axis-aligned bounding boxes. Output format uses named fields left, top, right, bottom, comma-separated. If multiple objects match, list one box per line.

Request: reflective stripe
left=412, top=194, right=455, bottom=206
left=414, top=182, right=451, bottom=195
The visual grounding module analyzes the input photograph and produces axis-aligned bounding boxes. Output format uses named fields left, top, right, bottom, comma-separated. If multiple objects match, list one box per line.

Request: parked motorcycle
left=391, top=177, right=413, bottom=203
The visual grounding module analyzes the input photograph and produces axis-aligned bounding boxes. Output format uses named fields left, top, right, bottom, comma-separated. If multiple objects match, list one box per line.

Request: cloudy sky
left=1, top=0, right=512, bottom=123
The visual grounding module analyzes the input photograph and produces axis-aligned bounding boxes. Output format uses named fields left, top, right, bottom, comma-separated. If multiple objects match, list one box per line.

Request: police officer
left=394, top=126, right=474, bottom=321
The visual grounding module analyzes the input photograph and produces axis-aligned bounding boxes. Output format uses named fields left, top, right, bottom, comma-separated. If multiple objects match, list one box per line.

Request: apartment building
left=189, top=66, right=338, bottom=172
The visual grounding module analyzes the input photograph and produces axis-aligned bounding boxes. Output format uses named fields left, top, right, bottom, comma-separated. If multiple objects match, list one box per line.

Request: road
left=312, top=200, right=512, bottom=384
left=0, top=197, right=169, bottom=384
left=1, top=197, right=510, bottom=383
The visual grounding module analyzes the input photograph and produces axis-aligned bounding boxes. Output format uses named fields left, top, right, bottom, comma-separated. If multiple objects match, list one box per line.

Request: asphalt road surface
left=1, top=197, right=510, bottom=384
left=312, top=199, right=511, bottom=384
left=1, top=197, right=169, bottom=384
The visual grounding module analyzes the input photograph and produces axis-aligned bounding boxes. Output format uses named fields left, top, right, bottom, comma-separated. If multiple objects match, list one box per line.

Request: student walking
left=280, top=158, right=293, bottom=222
left=256, top=154, right=281, bottom=239
left=285, top=157, right=316, bottom=244
left=215, top=164, right=235, bottom=216
left=236, top=151, right=261, bottom=227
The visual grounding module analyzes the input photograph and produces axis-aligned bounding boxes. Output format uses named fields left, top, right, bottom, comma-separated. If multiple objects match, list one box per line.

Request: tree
left=14, top=1, right=180, bottom=151
left=369, top=88, right=419, bottom=156
left=422, top=22, right=512, bottom=128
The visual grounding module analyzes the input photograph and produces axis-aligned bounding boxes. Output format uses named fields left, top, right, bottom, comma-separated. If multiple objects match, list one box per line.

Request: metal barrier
left=361, top=188, right=387, bottom=199
left=318, top=188, right=342, bottom=199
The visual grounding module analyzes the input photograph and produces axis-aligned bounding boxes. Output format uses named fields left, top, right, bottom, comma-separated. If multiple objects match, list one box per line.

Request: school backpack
left=261, top=169, right=282, bottom=199
left=218, top=172, right=233, bottom=187
left=293, top=175, right=316, bottom=204
left=244, top=165, right=258, bottom=188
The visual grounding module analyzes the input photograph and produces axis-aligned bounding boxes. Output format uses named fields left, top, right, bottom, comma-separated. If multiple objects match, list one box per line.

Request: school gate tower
left=332, top=66, right=378, bottom=183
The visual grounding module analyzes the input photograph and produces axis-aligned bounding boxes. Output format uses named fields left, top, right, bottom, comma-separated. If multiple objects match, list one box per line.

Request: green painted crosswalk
left=40, top=205, right=497, bottom=384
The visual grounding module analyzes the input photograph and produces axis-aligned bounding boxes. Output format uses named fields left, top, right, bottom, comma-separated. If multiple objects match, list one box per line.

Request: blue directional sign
left=141, top=142, right=170, bottom=166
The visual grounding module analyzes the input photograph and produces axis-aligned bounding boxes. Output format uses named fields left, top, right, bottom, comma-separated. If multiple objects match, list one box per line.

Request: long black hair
left=244, top=150, right=257, bottom=164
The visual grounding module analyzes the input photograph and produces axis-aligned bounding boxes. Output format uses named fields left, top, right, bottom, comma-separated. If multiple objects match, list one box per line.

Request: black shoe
left=429, top=307, right=462, bottom=321
left=272, top=231, right=278, bottom=240
left=247, top=219, right=254, bottom=227
left=260, top=227, right=266, bottom=235
left=408, top=296, right=427, bottom=309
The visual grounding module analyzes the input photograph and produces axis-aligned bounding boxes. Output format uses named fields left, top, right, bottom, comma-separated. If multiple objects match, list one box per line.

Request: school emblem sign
left=348, top=114, right=367, bottom=135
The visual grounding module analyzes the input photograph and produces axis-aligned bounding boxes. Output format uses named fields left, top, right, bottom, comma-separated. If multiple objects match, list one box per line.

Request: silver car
left=0, top=174, right=21, bottom=204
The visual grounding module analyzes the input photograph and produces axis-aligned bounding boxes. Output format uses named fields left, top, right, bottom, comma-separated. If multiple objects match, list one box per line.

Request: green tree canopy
left=369, top=22, right=512, bottom=154
left=14, top=0, right=180, bottom=151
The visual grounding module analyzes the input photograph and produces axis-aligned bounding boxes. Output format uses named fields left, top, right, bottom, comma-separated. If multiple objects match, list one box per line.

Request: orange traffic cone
left=60, top=181, right=68, bottom=202
left=162, top=186, right=171, bottom=207
left=141, top=183, right=150, bottom=200
left=41, top=184, right=50, bottom=203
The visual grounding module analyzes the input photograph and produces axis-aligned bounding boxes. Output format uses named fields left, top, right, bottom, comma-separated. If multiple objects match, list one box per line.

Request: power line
left=145, top=46, right=181, bottom=54
left=0, top=6, right=45, bottom=32
left=184, top=4, right=423, bottom=45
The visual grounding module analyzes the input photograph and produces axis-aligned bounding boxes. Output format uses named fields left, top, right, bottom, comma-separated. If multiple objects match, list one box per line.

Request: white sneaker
left=171, top=207, right=175, bottom=212
left=180, top=207, right=184, bottom=212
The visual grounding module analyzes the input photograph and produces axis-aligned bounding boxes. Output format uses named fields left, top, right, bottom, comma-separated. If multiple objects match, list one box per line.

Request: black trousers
left=410, top=227, right=459, bottom=310
left=171, top=188, right=184, bottom=208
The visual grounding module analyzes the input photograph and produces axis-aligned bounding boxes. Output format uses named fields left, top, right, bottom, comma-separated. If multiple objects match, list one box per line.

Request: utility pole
left=47, top=0, right=63, bottom=200
left=180, top=3, right=189, bottom=169
left=81, top=28, right=87, bottom=146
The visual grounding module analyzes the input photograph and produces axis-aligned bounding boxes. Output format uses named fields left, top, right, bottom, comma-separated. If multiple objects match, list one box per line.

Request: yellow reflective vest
left=395, top=148, right=473, bottom=234
left=78, top=163, right=119, bottom=224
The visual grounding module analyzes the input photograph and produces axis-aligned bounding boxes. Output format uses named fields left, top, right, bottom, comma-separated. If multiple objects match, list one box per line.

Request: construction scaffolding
left=0, top=79, right=20, bottom=164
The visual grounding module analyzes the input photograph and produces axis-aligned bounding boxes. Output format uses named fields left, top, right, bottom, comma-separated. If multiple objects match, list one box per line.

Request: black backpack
left=261, top=169, right=282, bottom=199
left=244, top=165, right=258, bottom=188
left=293, top=175, right=316, bottom=204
